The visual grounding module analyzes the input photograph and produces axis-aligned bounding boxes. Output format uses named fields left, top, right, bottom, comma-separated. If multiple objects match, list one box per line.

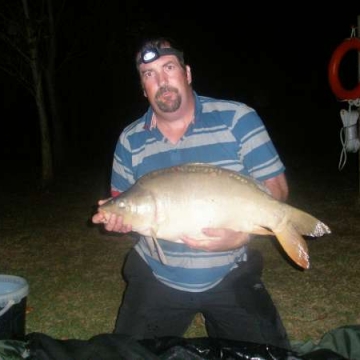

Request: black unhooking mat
left=23, top=333, right=350, bottom=360
left=3, top=325, right=360, bottom=360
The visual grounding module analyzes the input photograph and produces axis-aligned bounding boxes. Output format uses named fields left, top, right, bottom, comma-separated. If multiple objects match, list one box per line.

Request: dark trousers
left=114, top=249, right=290, bottom=350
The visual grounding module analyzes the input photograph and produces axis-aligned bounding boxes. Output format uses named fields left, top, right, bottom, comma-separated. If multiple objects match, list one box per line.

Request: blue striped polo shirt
left=110, top=91, right=285, bottom=292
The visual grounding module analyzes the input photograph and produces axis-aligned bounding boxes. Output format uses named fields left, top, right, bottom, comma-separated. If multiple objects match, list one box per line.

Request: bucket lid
left=0, top=275, right=29, bottom=307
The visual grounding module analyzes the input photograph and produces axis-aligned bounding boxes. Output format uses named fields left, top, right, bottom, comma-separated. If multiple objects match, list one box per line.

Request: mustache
left=155, top=85, right=178, bottom=99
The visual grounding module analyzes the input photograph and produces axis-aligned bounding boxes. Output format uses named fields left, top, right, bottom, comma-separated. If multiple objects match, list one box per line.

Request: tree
left=0, top=0, right=160, bottom=188
left=0, top=0, right=67, bottom=187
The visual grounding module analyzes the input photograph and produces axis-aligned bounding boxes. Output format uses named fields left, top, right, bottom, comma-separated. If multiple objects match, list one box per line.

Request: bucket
left=0, top=274, right=29, bottom=340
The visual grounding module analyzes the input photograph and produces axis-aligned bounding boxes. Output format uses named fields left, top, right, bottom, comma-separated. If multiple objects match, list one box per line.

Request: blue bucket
left=0, top=275, right=29, bottom=340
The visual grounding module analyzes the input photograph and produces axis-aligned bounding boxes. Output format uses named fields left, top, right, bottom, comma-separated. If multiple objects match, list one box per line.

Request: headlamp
left=137, top=47, right=184, bottom=65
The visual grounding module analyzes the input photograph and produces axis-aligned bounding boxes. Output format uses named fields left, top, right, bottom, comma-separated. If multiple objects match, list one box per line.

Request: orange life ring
left=328, top=37, right=360, bottom=100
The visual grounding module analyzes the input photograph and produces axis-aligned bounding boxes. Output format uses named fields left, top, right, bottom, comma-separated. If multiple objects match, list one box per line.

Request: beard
left=155, top=85, right=181, bottom=112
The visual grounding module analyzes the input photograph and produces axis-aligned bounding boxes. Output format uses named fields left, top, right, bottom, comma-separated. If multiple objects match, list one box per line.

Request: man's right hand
left=92, top=199, right=132, bottom=233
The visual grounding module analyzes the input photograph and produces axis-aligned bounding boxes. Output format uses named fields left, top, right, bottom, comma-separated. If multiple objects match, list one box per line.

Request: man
left=92, top=37, right=290, bottom=349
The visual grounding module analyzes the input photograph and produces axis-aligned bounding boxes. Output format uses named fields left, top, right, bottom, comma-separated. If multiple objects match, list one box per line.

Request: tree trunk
left=45, top=62, right=63, bottom=170
left=22, top=0, right=53, bottom=187
left=36, top=74, right=54, bottom=187
left=45, top=0, right=64, bottom=170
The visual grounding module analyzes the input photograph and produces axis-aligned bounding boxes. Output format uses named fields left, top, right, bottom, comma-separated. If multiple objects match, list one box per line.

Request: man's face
left=139, top=55, right=191, bottom=113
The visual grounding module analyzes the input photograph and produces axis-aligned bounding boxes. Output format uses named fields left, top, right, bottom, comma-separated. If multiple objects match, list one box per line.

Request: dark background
left=1, top=1, right=360, bottom=182
left=1, top=3, right=359, bottom=345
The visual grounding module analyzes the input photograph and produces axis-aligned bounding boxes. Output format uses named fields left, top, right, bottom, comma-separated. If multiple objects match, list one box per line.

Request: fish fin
left=144, top=236, right=156, bottom=256
left=250, top=226, right=274, bottom=235
left=274, top=223, right=310, bottom=270
left=150, top=229, right=168, bottom=265
left=286, top=206, right=331, bottom=237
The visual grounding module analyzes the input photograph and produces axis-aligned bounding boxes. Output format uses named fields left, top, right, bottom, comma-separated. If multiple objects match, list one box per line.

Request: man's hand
left=181, top=228, right=250, bottom=252
left=92, top=199, right=132, bottom=233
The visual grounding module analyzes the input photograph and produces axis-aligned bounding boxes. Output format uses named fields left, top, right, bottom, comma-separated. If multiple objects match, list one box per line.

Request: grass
left=1, top=154, right=360, bottom=345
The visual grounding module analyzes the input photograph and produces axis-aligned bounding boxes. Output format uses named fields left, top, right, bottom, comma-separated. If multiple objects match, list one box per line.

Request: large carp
left=99, top=163, right=331, bottom=269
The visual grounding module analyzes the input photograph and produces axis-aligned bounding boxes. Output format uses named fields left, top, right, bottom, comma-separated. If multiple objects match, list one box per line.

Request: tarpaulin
left=0, top=330, right=353, bottom=360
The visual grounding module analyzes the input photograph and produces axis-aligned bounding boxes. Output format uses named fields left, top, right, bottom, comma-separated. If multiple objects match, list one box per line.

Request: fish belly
left=150, top=191, right=273, bottom=242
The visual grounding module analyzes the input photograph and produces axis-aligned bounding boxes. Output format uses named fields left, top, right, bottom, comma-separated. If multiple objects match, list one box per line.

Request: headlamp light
left=137, top=47, right=184, bottom=65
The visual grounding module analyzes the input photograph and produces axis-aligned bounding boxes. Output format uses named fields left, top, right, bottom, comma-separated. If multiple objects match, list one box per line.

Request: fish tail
left=274, top=223, right=310, bottom=269
left=287, top=206, right=331, bottom=237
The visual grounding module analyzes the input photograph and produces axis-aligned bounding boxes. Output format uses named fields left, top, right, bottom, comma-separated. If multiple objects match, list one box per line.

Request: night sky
left=1, top=1, right=360, bottom=172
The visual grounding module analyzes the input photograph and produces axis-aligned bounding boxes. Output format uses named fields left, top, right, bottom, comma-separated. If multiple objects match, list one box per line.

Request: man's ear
left=186, top=65, right=192, bottom=85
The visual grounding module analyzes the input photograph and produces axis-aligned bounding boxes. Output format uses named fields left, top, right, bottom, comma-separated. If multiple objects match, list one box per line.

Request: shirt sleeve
left=232, top=108, right=285, bottom=181
left=110, top=131, right=135, bottom=193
